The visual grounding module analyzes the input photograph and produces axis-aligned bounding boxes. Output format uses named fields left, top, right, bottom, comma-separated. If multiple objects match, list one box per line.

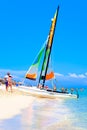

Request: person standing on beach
left=4, top=72, right=13, bottom=92
left=4, top=74, right=8, bottom=91
left=8, top=74, right=13, bottom=92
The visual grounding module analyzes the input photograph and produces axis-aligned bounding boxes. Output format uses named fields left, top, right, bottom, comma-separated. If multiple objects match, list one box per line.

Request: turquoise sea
left=0, top=87, right=87, bottom=130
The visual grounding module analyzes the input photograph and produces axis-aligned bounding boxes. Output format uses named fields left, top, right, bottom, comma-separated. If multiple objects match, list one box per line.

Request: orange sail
left=26, top=73, right=37, bottom=80
left=46, top=71, right=55, bottom=80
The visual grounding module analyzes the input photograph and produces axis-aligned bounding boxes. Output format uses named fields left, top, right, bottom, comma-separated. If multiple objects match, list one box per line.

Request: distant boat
left=19, top=6, right=78, bottom=99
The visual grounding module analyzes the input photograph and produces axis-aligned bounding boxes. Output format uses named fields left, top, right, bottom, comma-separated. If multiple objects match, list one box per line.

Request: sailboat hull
left=18, top=86, right=77, bottom=99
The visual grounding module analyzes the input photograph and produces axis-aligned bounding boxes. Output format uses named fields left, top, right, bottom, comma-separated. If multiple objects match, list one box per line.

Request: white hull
left=18, top=86, right=77, bottom=99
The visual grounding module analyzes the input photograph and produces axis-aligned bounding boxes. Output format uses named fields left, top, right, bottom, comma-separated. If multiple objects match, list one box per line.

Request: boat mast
left=38, top=6, right=59, bottom=88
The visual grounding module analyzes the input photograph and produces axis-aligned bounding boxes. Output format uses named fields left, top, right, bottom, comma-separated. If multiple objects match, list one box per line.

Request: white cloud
left=55, top=73, right=64, bottom=77
left=85, top=72, right=87, bottom=76
left=68, top=73, right=78, bottom=78
left=78, top=74, right=86, bottom=78
left=68, top=73, right=86, bottom=78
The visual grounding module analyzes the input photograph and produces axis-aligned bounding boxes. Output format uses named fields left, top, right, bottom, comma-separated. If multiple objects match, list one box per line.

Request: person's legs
left=10, top=85, right=12, bottom=92
left=5, top=82, right=8, bottom=91
left=9, top=84, right=12, bottom=92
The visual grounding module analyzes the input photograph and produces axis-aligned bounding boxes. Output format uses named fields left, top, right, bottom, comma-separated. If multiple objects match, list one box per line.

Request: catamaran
left=18, top=6, right=78, bottom=99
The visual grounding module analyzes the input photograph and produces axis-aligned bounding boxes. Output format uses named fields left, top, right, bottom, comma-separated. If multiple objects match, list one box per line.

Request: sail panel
left=40, top=71, right=54, bottom=80
left=25, top=45, right=45, bottom=80
left=42, top=48, right=50, bottom=72
left=33, top=46, right=45, bottom=65
left=46, top=71, right=55, bottom=80
left=48, top=9, right=58, bottom=48
left=39, top=6, right=59, bottom=85
left=26, top=73, right=37, bottom=80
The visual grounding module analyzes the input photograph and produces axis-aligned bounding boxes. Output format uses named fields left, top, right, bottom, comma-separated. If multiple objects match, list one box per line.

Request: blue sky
left=0, top=0, right=87, bottom=86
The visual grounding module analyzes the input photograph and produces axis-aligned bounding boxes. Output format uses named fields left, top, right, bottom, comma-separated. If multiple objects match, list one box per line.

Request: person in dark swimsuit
left=4, top=72, right=12, bottom=92
left=4, top=75, right=8, bottom=91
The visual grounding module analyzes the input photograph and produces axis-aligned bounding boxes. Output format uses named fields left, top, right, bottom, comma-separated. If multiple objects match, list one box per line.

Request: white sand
left=0, top=85, right=85, bottom=130
left=0, top=85, right=35, bottom=120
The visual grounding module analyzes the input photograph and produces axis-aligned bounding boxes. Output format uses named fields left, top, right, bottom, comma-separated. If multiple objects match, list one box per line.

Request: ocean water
left=63, top=88, right=87, bottom=129
left=0, top=87, right=87, bottom=130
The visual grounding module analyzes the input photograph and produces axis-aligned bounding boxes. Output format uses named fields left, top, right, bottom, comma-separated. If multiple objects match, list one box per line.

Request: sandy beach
left=0, top=85, right=35, bottom=120
left=0, top=85, right=86, bottom=130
